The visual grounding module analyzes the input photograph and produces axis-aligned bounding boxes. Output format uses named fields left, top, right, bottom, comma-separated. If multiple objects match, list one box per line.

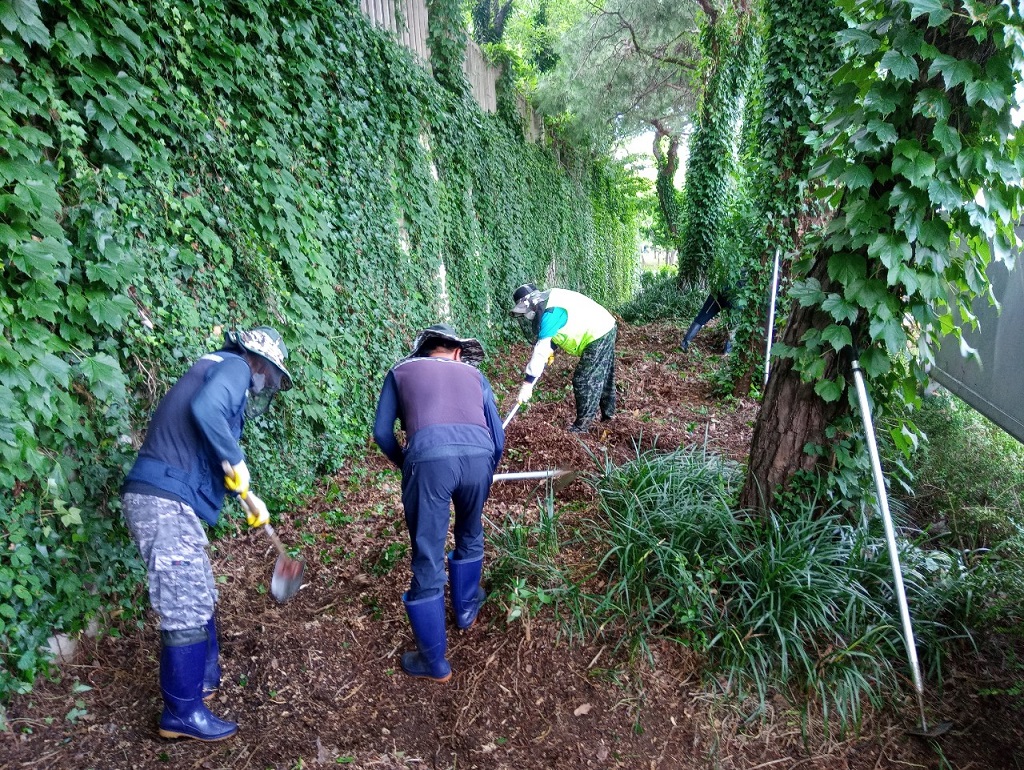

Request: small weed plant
left=901, top=391, right=1024, bottom=555
left=487, top=490, right=585, bottom=638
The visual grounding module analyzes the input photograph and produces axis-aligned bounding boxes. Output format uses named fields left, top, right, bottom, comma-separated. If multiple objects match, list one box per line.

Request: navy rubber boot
left=202, top=615, right=221, bottom=701
left=401, top=592, right=452, bottom=682
left=448, top=553, right=485, bottom=630
left=679, top=322, right=702, bottom=352
left=159, top=631, right=238, bottom=741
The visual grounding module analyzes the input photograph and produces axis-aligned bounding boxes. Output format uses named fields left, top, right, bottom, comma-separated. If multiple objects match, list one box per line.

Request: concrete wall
left=359, top=1, right=527, bottom=125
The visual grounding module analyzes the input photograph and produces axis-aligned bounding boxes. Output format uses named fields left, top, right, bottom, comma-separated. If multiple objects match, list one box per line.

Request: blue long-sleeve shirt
left=123, top=351, right=249, bottom=525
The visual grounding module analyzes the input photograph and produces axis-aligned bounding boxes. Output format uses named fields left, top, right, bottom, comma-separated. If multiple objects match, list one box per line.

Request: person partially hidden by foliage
left=679, top=280, right=744, bottom=354
left=120, top=327, right=294, bottom=741
left=372, top=324, right=505, bottom=683
left=511, top=283, right=618, bottom=432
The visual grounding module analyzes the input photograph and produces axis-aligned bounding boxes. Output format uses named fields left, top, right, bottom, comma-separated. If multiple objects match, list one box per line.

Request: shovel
left=222, top=462, right=304, bottom=603
left=493, top=469, right=581, bottom=495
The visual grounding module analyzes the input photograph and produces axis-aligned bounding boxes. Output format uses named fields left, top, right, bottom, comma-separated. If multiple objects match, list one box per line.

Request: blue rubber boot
left=448, top=553, right=485, bottom=630
left=679, top=322, right=702, bottom=352
left=159, top=629, right=238, bottom=741
left=401, top=592, right=452, bottom=682
left=202, top=615, right=221, bottom=701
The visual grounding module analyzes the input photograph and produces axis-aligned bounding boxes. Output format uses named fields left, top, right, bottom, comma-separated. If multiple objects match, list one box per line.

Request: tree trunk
left=651, top=121, right=681, bottom=242
left=739, top=251, right=849, bottom=511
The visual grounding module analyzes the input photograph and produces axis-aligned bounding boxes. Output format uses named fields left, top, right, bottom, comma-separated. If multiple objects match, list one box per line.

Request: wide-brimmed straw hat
left=406, top=323, right=485, bottom=367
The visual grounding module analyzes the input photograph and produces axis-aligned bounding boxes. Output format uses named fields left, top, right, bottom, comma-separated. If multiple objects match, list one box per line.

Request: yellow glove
left=517, top=382, right=534, bottom=404
left=242, top=491, right=270, bottom=528
left=224, top=460, right=250, bottom=496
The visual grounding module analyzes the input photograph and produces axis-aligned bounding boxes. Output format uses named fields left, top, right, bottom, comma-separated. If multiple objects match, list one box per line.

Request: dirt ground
left=3, top=321, right=1024, bottom=769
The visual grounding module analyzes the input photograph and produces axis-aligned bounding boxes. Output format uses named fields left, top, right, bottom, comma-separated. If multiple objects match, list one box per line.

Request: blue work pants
left=401, top=453, right=493, bottom=601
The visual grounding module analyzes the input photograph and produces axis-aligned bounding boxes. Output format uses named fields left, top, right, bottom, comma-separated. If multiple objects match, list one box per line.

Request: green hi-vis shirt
left=540, top=288, right=616, bottom=356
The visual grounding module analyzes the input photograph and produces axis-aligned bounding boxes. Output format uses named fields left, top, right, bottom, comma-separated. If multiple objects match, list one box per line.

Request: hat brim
left=406, top=330, right=485, bottom=367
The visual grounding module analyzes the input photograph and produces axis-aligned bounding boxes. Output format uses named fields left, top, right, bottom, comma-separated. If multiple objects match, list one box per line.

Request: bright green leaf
left=878, top=49, right=919, bottom=81
left=821, top=323, right=853, bottom=352
left=964, top=79, right=1007, bottom=110
left=814, top=378, right=844, bottom=402
left=789, top=278, right=826, bottom=307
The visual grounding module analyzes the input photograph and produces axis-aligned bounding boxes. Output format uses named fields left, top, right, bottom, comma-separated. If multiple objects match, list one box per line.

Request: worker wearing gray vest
left=511, top=284, right=617, bottom=433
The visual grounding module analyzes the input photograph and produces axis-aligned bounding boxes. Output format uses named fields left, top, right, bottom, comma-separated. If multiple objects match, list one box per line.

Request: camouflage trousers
left=571, top=326, right=617, bottom=430
left=121, top=493, right=217, bottom=631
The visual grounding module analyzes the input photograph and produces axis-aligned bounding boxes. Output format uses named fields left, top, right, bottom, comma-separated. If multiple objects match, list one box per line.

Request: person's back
left=372, top=324, right=504, bottom=683
left=389, top=356, right=494, bottom=462
left=511, top=283, right=618, bottom=432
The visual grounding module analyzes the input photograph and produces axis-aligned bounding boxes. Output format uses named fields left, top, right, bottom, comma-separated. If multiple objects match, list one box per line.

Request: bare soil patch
left=2, top=320, right=1023, bottom=769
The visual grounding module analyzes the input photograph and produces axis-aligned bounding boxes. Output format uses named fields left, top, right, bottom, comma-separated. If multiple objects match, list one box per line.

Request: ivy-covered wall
left=0, top=0, right=639, bottom=697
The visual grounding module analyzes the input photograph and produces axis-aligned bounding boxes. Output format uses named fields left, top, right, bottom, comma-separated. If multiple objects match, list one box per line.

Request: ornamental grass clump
left=589, top=446, right=968, bottom=733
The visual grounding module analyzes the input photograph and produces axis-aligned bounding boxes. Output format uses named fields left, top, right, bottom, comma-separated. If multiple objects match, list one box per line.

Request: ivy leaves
left=795, top=0, right=1024, bottom=412
left=1, top=0, right=639, bottom=700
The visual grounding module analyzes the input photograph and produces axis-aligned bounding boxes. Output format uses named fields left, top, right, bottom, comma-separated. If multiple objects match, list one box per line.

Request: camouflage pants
left=571, top=326, right=617, bottom=429
left=121, top=493, right=217, bottom=631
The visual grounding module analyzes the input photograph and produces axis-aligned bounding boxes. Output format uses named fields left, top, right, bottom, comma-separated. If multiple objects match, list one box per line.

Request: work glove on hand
left=517, top=382, right=534, bottom=404
left=243, top=491, right=270, bottom=528
left=224, top=460, right=250, bottom=496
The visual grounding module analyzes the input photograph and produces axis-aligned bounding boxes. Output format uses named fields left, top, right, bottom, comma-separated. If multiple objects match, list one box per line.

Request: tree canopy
left=528, top=0, right=707, bottom=145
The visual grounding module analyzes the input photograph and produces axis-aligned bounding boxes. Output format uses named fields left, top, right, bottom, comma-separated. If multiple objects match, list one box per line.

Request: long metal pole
left=502, top=402, right=520, bottom=429
left=492, top=470, right=566, bottom=482
left=764, top=249, right=781, bottom=387
left=850, top=356, right=931, bottom=731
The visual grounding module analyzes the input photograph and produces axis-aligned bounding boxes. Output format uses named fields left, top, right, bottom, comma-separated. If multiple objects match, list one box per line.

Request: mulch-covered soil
left=3, top=320, right=1023, bottom=769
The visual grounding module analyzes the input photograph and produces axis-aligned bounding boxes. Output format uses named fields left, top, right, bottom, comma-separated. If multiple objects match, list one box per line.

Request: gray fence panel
left=931, top=255, right=1024, bottom=444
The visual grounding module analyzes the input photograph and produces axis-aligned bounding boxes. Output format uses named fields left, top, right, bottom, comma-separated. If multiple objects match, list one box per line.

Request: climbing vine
left=676, top=9, right=757, bottom=287
left=741, top=0, right=1024, bottom=510
left=718, top=0, right=844, bottom=396
left=0, top=0, right=638, bottom=698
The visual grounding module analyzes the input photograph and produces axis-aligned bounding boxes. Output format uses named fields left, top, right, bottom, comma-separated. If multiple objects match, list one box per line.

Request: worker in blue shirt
left=680, top=279, right=745, bottom=353
left=121, top=327, right=293, bottom=741
left=373, top=324, right=504, bottom=682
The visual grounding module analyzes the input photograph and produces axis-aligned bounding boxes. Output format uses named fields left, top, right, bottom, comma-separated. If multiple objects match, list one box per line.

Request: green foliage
left=532, top=0, right=703, bottom=147
left=586, top=447, right=976, bottom=733
left=901, top=391, right=1024, bottom=553
left=791, top=0, right=1024, bottom=436
left=676, top=12, right=758, bottom=286
left=720, top=0, right=844, bottom=392
left=0, top=0, right=639, bottom=699
left=616, top=269, right=705, bottom=325
left=487, top=491, right=584, bottom=636
left=740, top=0, right=1024, bottom=510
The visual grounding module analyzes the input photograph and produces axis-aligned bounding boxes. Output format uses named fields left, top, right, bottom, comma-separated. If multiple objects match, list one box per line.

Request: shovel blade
left=270, top=554, right=304, bottom=603
left=551, top=470, right=581, bottom=495
left=906, top=720, right=953, bottom=738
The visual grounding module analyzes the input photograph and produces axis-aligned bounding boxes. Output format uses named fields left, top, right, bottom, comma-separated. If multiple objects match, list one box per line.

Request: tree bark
left=739, top=250, right=849, bottom=511
left=651, top=121, right=681, bottom=241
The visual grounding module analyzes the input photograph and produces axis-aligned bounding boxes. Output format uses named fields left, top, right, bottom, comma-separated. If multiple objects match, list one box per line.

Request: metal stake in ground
left=850, top=355, right=951, bottom=739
